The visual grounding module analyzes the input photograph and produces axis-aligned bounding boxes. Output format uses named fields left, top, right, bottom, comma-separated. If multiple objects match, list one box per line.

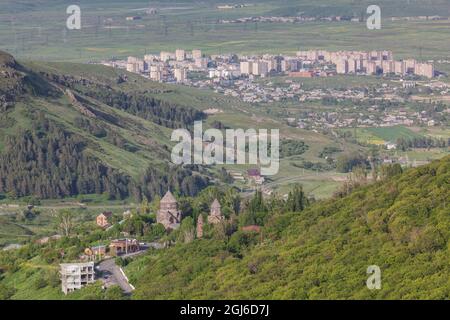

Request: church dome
left=161, top=190, right=177, bottom=204
left=211, top=198, right=221, bottom=208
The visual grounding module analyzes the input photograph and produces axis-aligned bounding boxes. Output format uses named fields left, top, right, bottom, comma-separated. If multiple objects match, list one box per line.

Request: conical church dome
left=161, top=190, right=177, bottom=204
left=211, top=198, right=221, bottom=208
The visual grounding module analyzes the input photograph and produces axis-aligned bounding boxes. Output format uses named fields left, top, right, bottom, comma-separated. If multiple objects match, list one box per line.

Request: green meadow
left=1, top=0, right=450, bottom=62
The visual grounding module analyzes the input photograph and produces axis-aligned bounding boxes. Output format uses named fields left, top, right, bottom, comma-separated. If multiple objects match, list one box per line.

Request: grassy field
left=365, top=126, right=424, bottom=142
left=343, top=126, right=450, bottom=146
left=1, top=1, right=450, bottom=62
left=259, top=74, right=400, bottom=90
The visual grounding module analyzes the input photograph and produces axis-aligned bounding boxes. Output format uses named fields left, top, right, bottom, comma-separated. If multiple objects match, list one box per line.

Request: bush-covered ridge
left=129, top=156, right=449, bottom=299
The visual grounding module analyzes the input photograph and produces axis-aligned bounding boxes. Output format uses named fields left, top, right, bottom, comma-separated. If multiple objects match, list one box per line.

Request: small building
left=96, top=212, right=113, bottom=228
left=85, top=245, right=107, bottom=261
left=208, top=199, right=224, bottom=224
left=109, top=239, right=140, bottom=256
left=385, top=142, right=397, bottom=150
left=126, top=16, right=141, bottom=21
left=247, top=168, right=260, bottom=177
left=60, top=262, right=95, bottom=295
left=288, top=71, right=315, bottom=78
left=403, top=81, right=416, bottom=89
left=247, top=168, right=265, bottom=185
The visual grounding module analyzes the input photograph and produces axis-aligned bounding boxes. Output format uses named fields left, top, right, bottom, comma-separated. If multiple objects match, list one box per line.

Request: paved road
left=97, top=258, right=134, bottom=294
left=96, top=244, right=163, bottom=293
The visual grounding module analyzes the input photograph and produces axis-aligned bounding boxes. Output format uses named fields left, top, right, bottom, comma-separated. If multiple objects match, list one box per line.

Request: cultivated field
left=1, top=0, right=450, bottom=62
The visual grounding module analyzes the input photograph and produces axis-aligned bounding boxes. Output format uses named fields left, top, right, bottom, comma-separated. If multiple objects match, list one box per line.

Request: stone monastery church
left=157, top=190, right=224, bottom=230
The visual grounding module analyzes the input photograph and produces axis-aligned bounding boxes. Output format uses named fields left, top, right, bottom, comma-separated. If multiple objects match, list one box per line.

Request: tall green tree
left=285, top=184, right=308, bottom=213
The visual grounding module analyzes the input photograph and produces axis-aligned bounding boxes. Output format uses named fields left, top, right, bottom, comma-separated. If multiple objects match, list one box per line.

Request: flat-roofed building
left=240, top=61, right=253, bottom=75
left=367, top=61, right=377, bottom=75
left=403, top=59, right=416, bottom=74
left=253, top=61, right=268, bottom=77
left=195, top=57, right=208, bottom=69
left=336, top=59, right=348, bottom=74
left=347, top=58, right=357, bottom=73
left=382, top=50, right=393, bottom=61
left=60, top=262, right=95, bottom=295
left=415, top=62, right=434, bottom=78
left=394, top=61, right=405, bottom=75
left=126, top=57, right=146, bottom=73
left=160, top=51, right=174, bottom=62
left=109, top=239, right=140, bottom=256
left=288, top=71, right=314, bottom=78
left=382, top=60, right=394, bottom=74
left=175, top=49, right=186, bottom=61
left=174, top=67, right=187, bottom=82
left=192, top=49, right=202, bottom=59
left=149, top=65, right=163, bottom=81
left=280, top=59, right=290, bottom=72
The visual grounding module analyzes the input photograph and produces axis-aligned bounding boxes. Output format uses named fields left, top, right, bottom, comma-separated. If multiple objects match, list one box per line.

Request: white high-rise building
left=415, top=62, right=434, bottom=78
left=160, top=51, right=175, bottom=62
left=150, top=65, right=163, bottom=81
left=126, top=57, right=146, bottom=73
left=175, top=49, right=186, bottom=61
left=174, top=68, right=187, bottom=82
left=253, top=61, right=269, bottom=77
left=336, top=59, right=348, bottom=74
left=240, top=61, right=253, bottom=75
left=192, top=49, right=202, bottom=59
left=195, top=57, right=208, bottom=69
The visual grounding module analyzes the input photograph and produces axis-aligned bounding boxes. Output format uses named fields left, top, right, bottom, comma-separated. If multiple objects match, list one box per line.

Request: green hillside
left=0, top=50, right=220, bottom=200
left=0, top=217, right=34, bottom=247
left=1, top=50, right=351, bottom=202
left=0, top=156, right=448, bottom=300
left=127, top=156, right=450, bottom=299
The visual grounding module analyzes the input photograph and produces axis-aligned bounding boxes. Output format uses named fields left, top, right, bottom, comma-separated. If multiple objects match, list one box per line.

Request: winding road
left=97, top=258, right=134, bottom=294
left=96, top=243, right=163, bottom=293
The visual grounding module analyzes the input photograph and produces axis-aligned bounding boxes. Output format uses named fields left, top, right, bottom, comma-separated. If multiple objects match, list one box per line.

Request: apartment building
left=174, top=67, right=187, bottom=82
left=252, top=61, right=269, bottom=76
left=60, top=262, right=95, bottom=295
left=415, top=62, right=434, bottom=78
left=175, top=49, right=186, bottom=61
left=192, top=49, right=202, bottom=59
left=240, top=61, right=253, bottom=75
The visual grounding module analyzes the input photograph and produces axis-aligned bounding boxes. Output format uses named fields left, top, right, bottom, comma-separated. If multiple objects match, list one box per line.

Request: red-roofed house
left=96, top=212, right=113, bottom=228
left=247, top=168, right=265, bottom=185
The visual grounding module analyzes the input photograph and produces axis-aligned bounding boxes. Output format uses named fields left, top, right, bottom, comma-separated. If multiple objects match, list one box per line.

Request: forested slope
left=0, top=50, right=210, bottom=200
left=129, top=156, right=450, bottom=299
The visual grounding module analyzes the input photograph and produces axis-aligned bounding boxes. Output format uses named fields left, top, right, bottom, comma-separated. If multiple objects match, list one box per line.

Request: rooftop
left=161, top=190, right=177, bottom=203
left=211, top=198, right=221, bottom=208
